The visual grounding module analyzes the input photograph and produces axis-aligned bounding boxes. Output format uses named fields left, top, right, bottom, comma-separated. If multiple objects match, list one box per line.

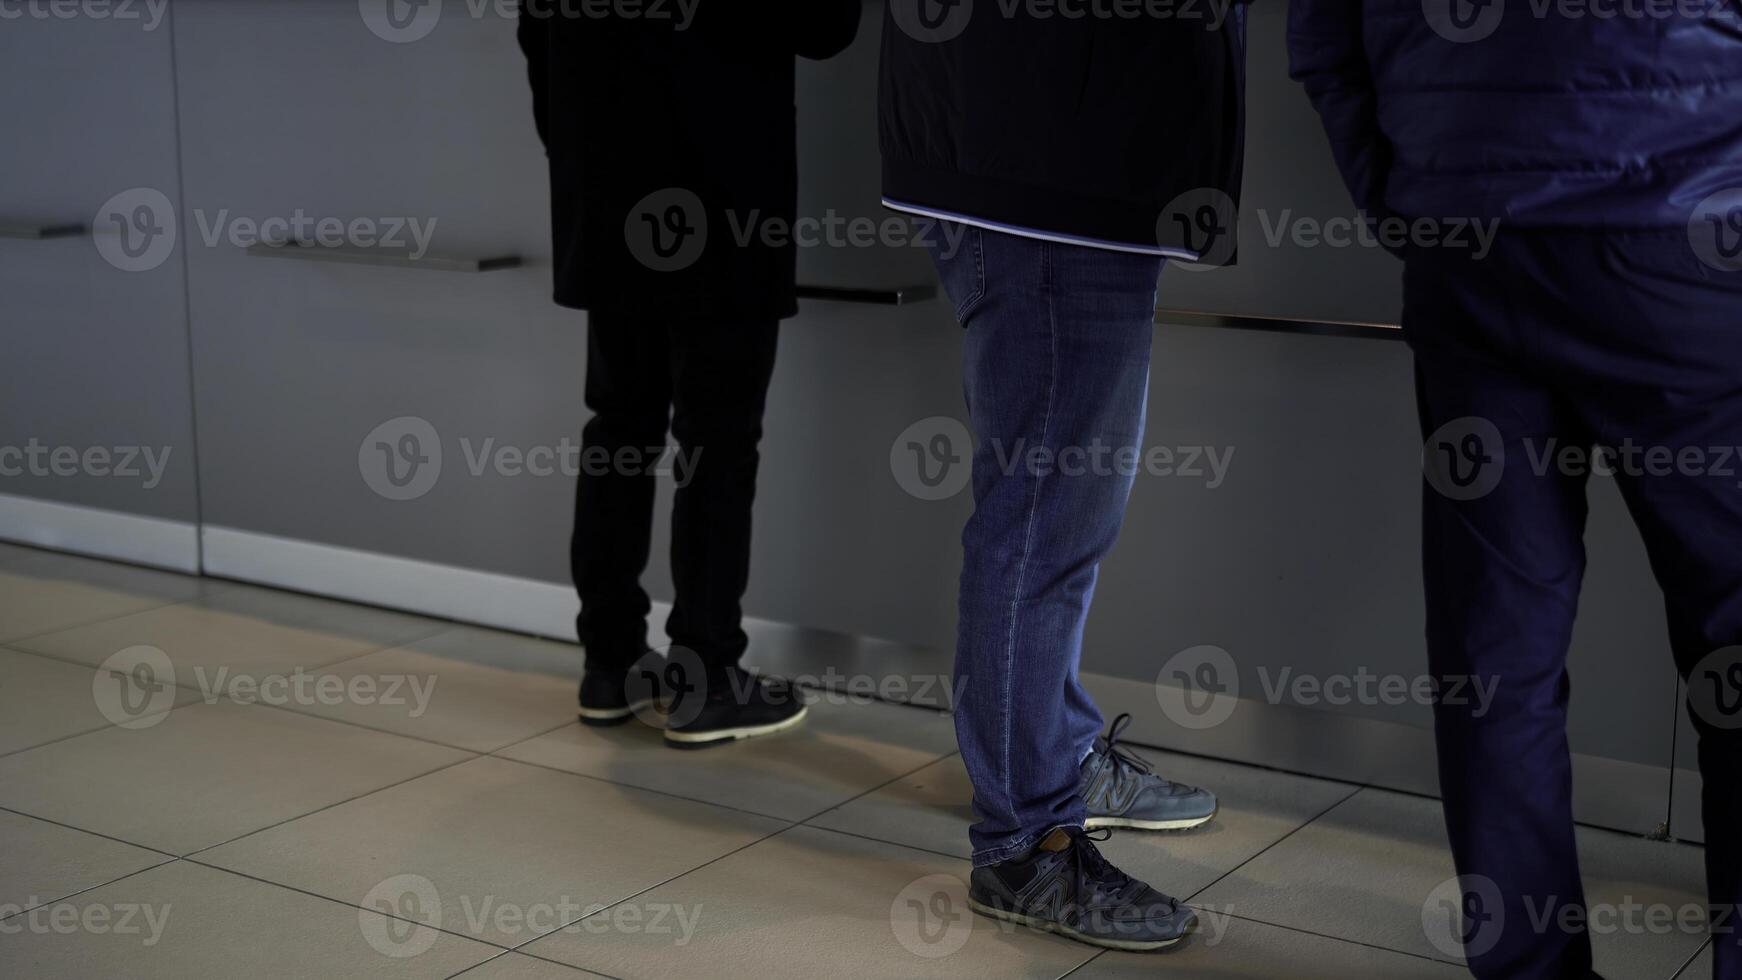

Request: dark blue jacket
left=1288, top=0, right=1742, bottom=228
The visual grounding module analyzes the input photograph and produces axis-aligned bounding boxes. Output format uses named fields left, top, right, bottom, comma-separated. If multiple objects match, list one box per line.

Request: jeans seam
left=991, top=243, right=1058, bottom=847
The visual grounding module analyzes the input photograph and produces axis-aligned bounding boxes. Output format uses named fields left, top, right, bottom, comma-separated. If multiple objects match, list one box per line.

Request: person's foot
left=969, top=826, right=1196, bottom=950
left=1080, top=713, right=1218, bottom=831
left=663, top=665, right=809, bottom=748
left=577, top=667, right=651, bottom=727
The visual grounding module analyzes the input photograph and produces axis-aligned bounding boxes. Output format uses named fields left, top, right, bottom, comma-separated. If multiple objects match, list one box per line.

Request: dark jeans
left=571, top=311, right=780, bottom=677
left=1405, top=228, right=1742, bottom=980
left=927, top=223, right=1165, bottom=866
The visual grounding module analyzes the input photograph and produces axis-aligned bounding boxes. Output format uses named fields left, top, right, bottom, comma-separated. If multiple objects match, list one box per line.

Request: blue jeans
left=927, top=224, right=1164, bottom=865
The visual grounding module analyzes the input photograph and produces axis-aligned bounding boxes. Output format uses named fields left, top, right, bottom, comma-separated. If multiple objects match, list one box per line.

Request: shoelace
left=1063, top=828, right=1149, bottom=908
left=1099, top=713, right=1157, bottom=777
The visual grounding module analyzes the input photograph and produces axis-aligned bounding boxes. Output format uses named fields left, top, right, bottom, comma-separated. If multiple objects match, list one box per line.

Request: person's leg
left=572, top=311, right=673, bottom=675
left=663, top=316, right=780, bottom=678
left=1546, top=230, right=1742, bottom=980
left=1403, top=236, right=1597, bottom=980
left=930, top=225, right=1161, bottom=866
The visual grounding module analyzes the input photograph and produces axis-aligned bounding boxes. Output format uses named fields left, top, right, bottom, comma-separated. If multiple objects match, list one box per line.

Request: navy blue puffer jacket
left=1288, top=0, right=1742, bottom=227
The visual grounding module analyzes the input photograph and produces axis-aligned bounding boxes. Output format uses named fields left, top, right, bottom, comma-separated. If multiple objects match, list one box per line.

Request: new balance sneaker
left=663, top=665, right=809, bottom=748
left=577, top=668, right=651, bottom=727
left=968, top=826, right=1196, bottom=950
left=1081, top=713, right=1218, bottom=831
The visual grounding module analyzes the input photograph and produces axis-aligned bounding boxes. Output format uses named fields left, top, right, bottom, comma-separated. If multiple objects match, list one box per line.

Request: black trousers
left=571, top=311, right=780, bottom=676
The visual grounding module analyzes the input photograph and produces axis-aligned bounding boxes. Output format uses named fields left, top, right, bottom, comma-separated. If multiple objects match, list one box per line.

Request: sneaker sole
left=663, top=705, right=809, bottom=748
left=577, top=700, right=653, bottom=727
left=966, top=897, right=1187, bottom=951
left=1084, top=806, right=1218, bottom=832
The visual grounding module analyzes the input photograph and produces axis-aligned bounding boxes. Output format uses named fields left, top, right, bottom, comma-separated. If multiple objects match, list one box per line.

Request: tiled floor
left=0, top=546, right=1717, bottom=979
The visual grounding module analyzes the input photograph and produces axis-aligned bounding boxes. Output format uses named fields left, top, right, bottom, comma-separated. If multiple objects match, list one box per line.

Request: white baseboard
left=200, top=525, right=596, bottom=640
left=0, top=492, right=200, bottom=573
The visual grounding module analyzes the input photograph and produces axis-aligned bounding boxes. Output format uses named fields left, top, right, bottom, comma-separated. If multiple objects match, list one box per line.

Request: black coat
left=517, top=1, right=860, bottom=320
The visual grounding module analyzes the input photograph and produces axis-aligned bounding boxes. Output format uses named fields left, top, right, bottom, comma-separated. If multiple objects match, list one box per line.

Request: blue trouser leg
left=1406, top=228, right=1742, bottom=980
left=927, top=224, right=1162, bottom=865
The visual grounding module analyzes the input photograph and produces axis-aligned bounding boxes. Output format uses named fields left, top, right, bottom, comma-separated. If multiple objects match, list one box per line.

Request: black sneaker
left=577, top=668, right=651, bottom=727
left=663, top=665, right=809, bottom=748
left=969, top=826, right=1196, bottom=951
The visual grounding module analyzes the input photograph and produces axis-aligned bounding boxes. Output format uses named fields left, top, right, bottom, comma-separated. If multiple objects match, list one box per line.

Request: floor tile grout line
left=792, top=823, right=968, bottom=864
left=1055, top=949, right=1105, bottom=978
left=175, top=853, right=524, bottom=953
left=0, top=804, right=184, bottom=861
left=497, top=821, right=806, bottom=956
left=1668, top=938, right=1712, bottom=980
left=1183, top=781, right=1366, bottom=905
left=0, top=853, right=183, bottom=925
left=492, top=753, right=966, bottom=956
left=177, top=752, right=484, bottom=861
left=475, top=751, right=826, bottom=825
left=1194, top=907, right=1469, bottom=970
left=0, top=570, right=252, bottom=650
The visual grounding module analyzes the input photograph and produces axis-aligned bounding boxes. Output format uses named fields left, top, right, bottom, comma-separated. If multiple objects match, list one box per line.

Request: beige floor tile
left=0, top=859, right=497, bottom=979
left=15, top=581, right=448, bottom=694
left=0, top=809, right=170, bottom=914
left=280, top=626, right=581, bottom=753
left=1076, top=914, right=1468, bottom=979
left=0, top=700, right=471, bottom=854
left=522, top=824, right=1096, bottom=978
left=0, top=555, right=215, bottom=644
left=1192, top=787, right=1710, bottom=978
left=807, top=748, right=1360, bottom=898
left=0, top=647, right=201, bottom=756
left=454, top=952, right=612, bottom=979
left=197, top=756, right=788, bottom=947
left=497, top=695, right=958, bottom=821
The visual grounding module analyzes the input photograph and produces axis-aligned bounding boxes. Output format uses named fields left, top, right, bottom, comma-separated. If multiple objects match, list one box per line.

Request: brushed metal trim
left=1157, top=309, right=1405, bottom=341
left=797, top=282, right=938, bottom=305
left=0, top=223, right=85, bottom=241
left=245, top=241, right=522, bottom=273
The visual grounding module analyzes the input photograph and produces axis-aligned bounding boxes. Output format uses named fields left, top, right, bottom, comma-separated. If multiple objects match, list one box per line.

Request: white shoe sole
left=1084, top=807, right=1218, bottom=832
left=577, top=699, right=652, bottom=724
left=967, top=898, right=1187, bottom=951
left=663, top=705, right=809, bottom=746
